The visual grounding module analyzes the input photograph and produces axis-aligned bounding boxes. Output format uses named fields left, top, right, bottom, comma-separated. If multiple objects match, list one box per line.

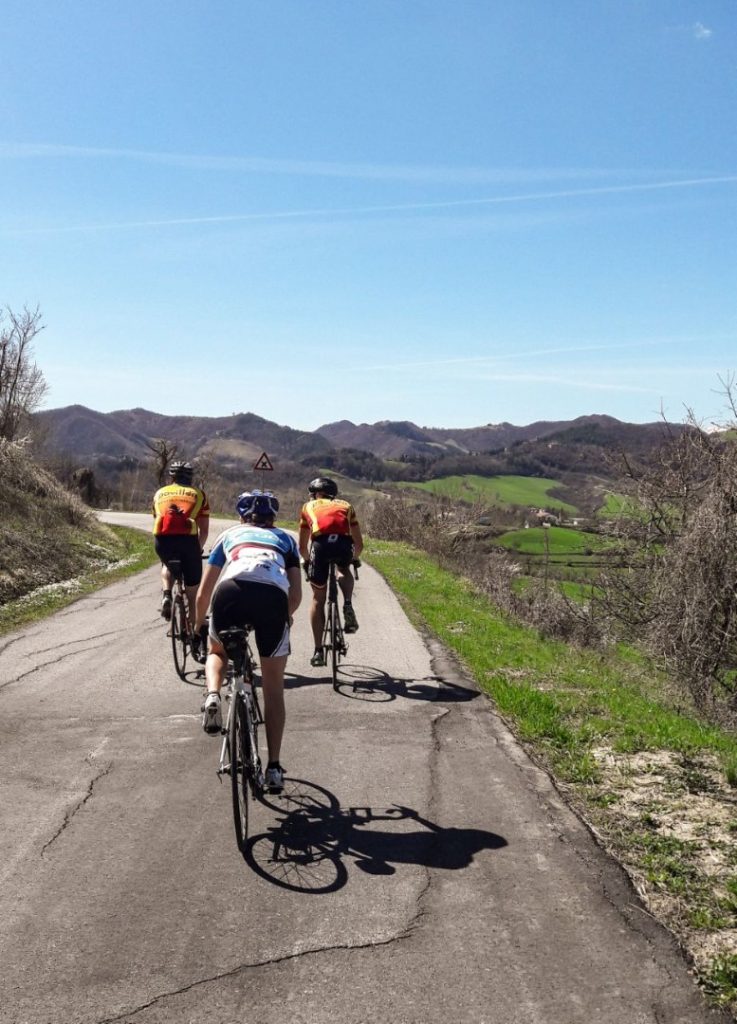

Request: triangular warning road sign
left=253, top=451, right=274, bottom=471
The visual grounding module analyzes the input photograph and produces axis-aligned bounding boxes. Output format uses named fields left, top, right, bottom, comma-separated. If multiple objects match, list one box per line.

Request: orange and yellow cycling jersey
left=299, top=497, right=358, bottom=538
left=152, top=483, right=210, bottom=537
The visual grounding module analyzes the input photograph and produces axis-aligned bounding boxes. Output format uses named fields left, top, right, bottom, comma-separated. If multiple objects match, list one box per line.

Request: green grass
left=704, top=955, right=737, bottom=1007
left=0, top=526, right=159, bottom=635
left=364, top=537, right=737, bottom=1010
left=598, top=492, right=631, bottom=516
left=365, top=539, right=733, bottom=762
left=397, top=474, right=578, bottom=514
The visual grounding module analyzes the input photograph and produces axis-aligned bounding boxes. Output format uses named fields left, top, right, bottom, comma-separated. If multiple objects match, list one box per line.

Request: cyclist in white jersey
left=194, top=490, right=301, bottom=792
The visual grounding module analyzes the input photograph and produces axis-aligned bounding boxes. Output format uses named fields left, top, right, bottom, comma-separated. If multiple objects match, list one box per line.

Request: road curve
left=0, top=512, right=726, bottom=1024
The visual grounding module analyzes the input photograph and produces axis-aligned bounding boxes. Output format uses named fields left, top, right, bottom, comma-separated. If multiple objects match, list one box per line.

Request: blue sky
left=1, top=1, right=735, bottom=431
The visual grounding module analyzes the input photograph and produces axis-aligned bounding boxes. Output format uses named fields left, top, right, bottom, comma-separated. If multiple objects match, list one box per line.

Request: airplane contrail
left=358, top=335, right=730, bottom=373
left=3, top=174, right=736, bottom=235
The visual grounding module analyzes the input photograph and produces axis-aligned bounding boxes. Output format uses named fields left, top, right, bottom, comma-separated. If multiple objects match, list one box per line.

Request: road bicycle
left=167, top=559, right=192, bottom=680
left=216, top=626, right=264, bottom=852
left=314, top=558, right=360, bottom=691
left=322, top=559, right=359, bottom=691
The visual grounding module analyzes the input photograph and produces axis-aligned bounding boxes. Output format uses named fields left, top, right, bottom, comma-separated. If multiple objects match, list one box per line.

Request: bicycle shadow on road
left=245, top=777, right=507, bottom=894
left=333, top=664, right=479, bottom=703
left=281, top=665, right=478, bottom=701
left=177, top=666, right=206, bottom=687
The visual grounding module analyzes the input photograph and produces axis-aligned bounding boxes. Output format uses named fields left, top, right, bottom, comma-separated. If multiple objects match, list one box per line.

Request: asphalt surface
left=0, top=512, right=728, bottom=1024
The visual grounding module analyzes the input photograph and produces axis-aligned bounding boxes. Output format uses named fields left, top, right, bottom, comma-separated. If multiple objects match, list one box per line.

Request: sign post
left=253, top=452, right=274, bottom=473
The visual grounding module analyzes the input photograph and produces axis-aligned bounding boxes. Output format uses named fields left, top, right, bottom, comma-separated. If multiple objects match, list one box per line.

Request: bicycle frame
left=216, top=628, right=264, bottom=851
left=322, top=561, right=348, bottom=690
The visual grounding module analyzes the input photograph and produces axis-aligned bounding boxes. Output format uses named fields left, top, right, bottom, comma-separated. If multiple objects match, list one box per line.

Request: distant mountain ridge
left=37, top=405, right=332, bottom=466
left=315, top=414, right=633, bottom=459
left=38, top=404, right=671, bottom=468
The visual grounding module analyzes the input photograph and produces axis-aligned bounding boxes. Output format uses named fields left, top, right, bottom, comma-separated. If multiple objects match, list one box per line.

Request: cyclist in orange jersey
left=299, top=476, right=363, bottom=667
left=152, top=461, right=209, bottom=651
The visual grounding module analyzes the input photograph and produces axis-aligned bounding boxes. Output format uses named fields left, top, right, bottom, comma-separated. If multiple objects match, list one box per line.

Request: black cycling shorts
left=155, top=535, right=203, bottom=587
left=210, top=579, right=290, bottom=658
left=308, top=535, right=354, bottom=587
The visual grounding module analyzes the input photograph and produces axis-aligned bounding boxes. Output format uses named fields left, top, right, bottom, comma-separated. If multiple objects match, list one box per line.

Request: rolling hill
left=315, top=414, right=636, bottom=459
left=37, top=405, right=332, bottom=466
left=35, top=406, right=684, bottom=517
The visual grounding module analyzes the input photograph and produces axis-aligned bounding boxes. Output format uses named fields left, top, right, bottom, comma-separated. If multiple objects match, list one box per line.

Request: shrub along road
left=0, top=512, right=726, bottom=1023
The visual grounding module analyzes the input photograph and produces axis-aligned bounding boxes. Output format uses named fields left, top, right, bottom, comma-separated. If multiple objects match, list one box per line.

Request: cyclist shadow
left=282, top=666, right=478, bottom=702
left=333, top=664, right=479, bottom=704
left=283, top=671, right=327, bottom=691
left=245, top=777, right=506, bottom=894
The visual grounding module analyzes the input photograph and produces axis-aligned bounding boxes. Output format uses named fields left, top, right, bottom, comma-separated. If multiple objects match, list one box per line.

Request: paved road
left=0, top=513, right=727, bottom=1023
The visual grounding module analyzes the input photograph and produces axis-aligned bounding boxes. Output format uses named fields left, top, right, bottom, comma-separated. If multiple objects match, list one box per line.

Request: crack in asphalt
left=0, top=635, right=22, bottom=658
left=0, top=641, right=111, bottom=692
left=408, top=704, right=451, bottom=933
left=96, top=933, right=413, bottom=1023
left=40, top=761, right=113, bottom=857
left=96, top=698, right=451, bottom=1024
left=30, top=629, right=128, bottom=658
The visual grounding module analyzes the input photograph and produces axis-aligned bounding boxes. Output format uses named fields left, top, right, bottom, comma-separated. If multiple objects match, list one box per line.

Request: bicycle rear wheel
left=330, top=601, right=341, bottom=690
left=171, top=594, right=189, bottom=680
left=230, top=697, right=251, bottom=851
left=244, top=694, right=262, bottom=798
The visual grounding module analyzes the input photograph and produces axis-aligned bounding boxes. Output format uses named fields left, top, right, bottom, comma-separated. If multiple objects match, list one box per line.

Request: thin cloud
left=667, top=22, right=714, bottom=41
left=3, top=174, right=736, bottom=236
left=359, top=336, right=725, bottom=374
left=0, top=142, right=622, bottom=185
left=471, top=372, right=661, bottom=395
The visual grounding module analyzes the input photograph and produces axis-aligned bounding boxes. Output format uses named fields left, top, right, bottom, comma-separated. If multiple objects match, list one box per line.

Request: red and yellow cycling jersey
left=299, top=497, right=358, bottom=538
left=152, top=483, right=210, bottom=537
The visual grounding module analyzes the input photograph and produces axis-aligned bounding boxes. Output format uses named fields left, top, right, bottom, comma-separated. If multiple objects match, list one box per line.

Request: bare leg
left=185, top=584, right=199, bottom=631
left=309, top=584, right=327, bottom=648
left=260, top=654, right=288, bottom=762
left=160, top=564, right=173, bottom=591
left=205, top=640, right=226, bottom=694
left=337, top=567, right=354, bottom=603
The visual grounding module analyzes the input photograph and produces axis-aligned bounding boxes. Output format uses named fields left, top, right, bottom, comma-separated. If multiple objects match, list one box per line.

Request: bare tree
left=0, top=306, right=47, bottom=441
left=144, top=437, right=179, bottom=486
left=596, top=388, right=737, bottom=719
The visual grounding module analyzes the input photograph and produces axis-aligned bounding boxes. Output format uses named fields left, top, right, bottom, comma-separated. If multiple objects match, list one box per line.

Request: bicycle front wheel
left=230, top=697, right=251, bottom=851
left=171, top=595, right=189, bottom=680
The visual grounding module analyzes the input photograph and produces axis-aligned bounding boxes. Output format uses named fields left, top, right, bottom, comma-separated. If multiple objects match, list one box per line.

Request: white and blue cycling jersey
left=208, top=524, right=300, bottom=594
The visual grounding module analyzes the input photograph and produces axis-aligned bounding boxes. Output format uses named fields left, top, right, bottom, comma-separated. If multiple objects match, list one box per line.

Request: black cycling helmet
left=308, top=476, right=338, bottom=498
left=169, top=460, right=194, bottom=484
left=236, top=489, right=280, bottom=521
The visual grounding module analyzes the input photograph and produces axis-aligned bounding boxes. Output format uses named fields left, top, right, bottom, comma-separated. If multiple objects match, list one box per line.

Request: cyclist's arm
left=298, top=522, right=311, bottom=563
left=286, top=566, right=302, bottom=619
left=197, top=517, right=209, bottom=551
left=350, top=522, right=363, bottom=559
left=194, top=562, right=220, bottom=632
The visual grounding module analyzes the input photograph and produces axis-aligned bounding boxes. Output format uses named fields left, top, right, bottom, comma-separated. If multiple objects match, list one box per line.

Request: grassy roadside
left=365, top=537, right=737, bottom=1014
left=0, top=526, right=158, bottom=635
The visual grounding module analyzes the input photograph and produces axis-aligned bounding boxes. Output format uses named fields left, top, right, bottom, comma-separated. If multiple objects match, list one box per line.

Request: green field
left=495, top=525, right=610, bottom=557
left=400, top=474, right=578, bottom=514
left=495, top=526, right=621, bottom=593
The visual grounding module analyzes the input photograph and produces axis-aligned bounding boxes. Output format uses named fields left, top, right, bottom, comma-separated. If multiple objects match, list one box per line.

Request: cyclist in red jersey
left=299, top=477, right=363, bottom=667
